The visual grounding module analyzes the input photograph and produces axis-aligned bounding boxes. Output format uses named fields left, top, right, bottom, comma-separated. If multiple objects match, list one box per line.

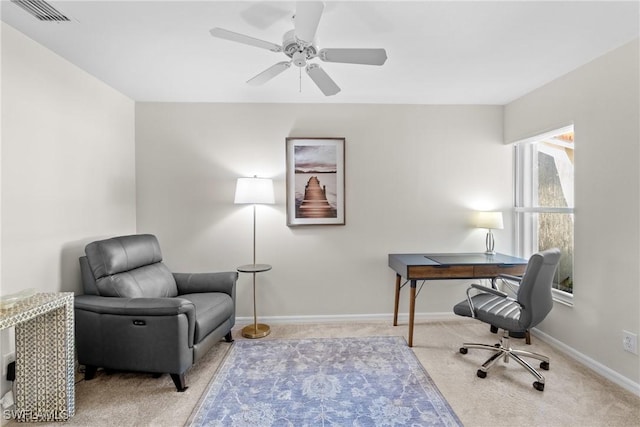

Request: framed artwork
left=286, top=137, right=345, bottom=226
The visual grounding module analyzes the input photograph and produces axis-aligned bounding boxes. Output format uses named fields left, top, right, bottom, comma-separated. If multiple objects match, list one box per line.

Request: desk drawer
left=408, top=265, right=474, bottom=279
left=474, top=265, right=527, bottom=277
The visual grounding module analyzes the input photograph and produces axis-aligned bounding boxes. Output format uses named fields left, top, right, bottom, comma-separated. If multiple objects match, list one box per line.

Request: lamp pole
left=252, top=203, right=257, bottom=266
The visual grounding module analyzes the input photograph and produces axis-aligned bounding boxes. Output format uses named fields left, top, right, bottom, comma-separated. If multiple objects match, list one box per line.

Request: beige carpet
left=8, top=319, right=640, bottom=426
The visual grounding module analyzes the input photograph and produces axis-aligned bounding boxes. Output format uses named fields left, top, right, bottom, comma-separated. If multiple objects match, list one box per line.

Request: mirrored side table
left=237, top=264, right=272, bottom=339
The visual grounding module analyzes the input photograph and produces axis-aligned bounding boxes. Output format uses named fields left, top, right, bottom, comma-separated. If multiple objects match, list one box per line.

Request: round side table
left=237, top=263, right=272, bottom=339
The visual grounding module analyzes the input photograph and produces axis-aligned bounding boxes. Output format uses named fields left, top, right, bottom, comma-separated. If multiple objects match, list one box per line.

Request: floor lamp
left=234, top=176, right=275, bottom=338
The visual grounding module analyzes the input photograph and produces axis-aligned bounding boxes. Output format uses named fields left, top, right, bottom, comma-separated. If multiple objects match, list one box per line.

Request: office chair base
left=460, top=331, right=549, bottom=391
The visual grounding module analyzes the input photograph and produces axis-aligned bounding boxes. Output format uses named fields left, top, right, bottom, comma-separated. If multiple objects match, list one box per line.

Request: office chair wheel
left=533, top=381, right=545, bottom=391
left=540, top=361, right=550, bottom=370
left=476, top=370, right=487, bottom=378
left=459, top=347, right=468, bottom=354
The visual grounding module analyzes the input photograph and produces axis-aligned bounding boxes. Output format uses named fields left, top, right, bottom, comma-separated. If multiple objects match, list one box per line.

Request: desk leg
left=408, top=280, right=416, bottom=347
left=393, top=274, right=401, bottom=326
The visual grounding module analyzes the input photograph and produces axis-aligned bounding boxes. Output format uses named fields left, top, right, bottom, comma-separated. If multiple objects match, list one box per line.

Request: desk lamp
left=476, top=211, right=504, bottom=255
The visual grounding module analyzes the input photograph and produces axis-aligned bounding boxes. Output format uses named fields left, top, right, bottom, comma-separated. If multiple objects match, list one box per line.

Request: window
left=515, top=126, right=574, bottom=299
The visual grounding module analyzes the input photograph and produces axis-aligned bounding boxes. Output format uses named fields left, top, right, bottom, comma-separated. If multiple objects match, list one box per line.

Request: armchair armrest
left=174, top=271, right=238, bottom=296
left=75, top=294, right=195, bottom=317
left=74, top=294, right=197, bottom=363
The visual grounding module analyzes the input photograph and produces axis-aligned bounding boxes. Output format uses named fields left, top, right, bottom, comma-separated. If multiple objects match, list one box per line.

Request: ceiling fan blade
left=305, top=64, right=340, bottom=96
left=294, top=1, right=324, bottom=45
left=319, top=48, right=388, bottom=66
left=247, top=61, right=292, bottom=86
left=210, top=27, right=282, bottom=52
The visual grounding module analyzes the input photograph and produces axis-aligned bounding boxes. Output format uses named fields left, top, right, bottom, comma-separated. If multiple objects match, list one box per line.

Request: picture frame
left=286, top=137, right=345, bottom=226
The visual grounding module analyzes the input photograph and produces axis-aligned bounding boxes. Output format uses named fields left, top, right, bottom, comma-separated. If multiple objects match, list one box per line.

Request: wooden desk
left=388, top=253, right=527, bottom=347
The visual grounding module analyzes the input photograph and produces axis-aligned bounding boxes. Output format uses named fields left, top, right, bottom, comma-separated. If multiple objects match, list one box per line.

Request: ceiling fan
left=209, top=1, right=387, bottom=96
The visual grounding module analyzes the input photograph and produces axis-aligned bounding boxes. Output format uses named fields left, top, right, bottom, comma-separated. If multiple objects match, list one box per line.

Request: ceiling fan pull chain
left=299, top=67, right=302, bottom=93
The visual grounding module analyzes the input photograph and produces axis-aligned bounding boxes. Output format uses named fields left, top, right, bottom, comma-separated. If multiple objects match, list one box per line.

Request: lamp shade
left=475, top=211, right=504, bottom=230
left=234, top=177, right=275, bottom=204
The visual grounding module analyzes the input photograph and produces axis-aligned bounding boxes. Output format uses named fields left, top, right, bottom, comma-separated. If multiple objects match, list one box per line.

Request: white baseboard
left=531, top=328, right=640, bottom=397
left=235, top=312, right=457, bottom=325
left=235, top=313, right=639, bottom=397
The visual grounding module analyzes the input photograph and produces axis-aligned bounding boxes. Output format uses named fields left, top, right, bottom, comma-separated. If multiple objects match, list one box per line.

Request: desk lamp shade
left=475, top=211, right=504, bottom=254
left=234, top=177, right=275, bottom=205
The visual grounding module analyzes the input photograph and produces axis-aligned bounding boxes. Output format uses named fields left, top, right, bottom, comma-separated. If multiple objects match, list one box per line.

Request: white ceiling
left=2, top=1, right=639, bottom=104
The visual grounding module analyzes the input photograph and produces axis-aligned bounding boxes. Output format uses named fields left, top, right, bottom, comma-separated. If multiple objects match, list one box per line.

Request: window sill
left=552, top=289, right=574, bottom=307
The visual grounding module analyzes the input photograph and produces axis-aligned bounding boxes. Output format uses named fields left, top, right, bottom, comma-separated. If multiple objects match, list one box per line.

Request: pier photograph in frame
left=286, top=137, right=345, bottom=226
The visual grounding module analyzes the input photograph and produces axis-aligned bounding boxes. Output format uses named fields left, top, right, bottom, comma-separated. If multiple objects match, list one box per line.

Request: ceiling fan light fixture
left=292, top=51, right=307, bottom=67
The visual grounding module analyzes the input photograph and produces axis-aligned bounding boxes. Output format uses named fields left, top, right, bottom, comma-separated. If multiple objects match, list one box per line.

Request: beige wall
left=505, top=39, right=640, bottom=385
left=1, top=22, right=137, bottom=394
left=1, top=22, right=137, bottom=295
left=135, top=103, right=511, bottom=319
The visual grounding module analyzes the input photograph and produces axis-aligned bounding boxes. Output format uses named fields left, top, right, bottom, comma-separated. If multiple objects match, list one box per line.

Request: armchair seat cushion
left=453, top=293, right=524, bottom=332
left=181, top=293, right=234, bottom=343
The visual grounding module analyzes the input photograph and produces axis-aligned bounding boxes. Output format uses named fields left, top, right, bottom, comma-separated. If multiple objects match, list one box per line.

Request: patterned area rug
left=188, top=336, right=462, bottom=426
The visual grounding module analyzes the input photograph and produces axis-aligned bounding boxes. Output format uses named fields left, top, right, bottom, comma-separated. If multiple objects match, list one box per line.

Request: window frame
left=513, top=125, right=575, bottom=306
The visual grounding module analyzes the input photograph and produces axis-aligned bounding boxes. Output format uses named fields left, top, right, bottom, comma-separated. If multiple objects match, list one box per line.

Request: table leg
left=408, top=280, right=416, bottom=347
left=393, top=274, right=401, bottom=326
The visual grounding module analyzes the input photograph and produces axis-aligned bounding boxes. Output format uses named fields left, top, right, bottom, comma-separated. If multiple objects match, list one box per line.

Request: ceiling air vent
left=11, top=0, right=70, bottom=22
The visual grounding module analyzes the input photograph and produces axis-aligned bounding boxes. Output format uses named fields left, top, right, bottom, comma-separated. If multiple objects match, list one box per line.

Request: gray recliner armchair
left=74, top=234, right=237, bottom=391
left=453, top=248, right=561, bottom=391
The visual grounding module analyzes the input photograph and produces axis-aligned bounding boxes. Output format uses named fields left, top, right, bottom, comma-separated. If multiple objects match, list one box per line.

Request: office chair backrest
left=516, top=248, right=561, bottom=329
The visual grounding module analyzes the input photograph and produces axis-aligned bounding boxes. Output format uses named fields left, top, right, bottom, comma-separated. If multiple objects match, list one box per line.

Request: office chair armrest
left=465, top=284, right=510, bottom=318
left=469, top=283, right=509, bottom=298
left=497, top=274, right=523, bottom=296
left=498, top=273, right=523, bottom=283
